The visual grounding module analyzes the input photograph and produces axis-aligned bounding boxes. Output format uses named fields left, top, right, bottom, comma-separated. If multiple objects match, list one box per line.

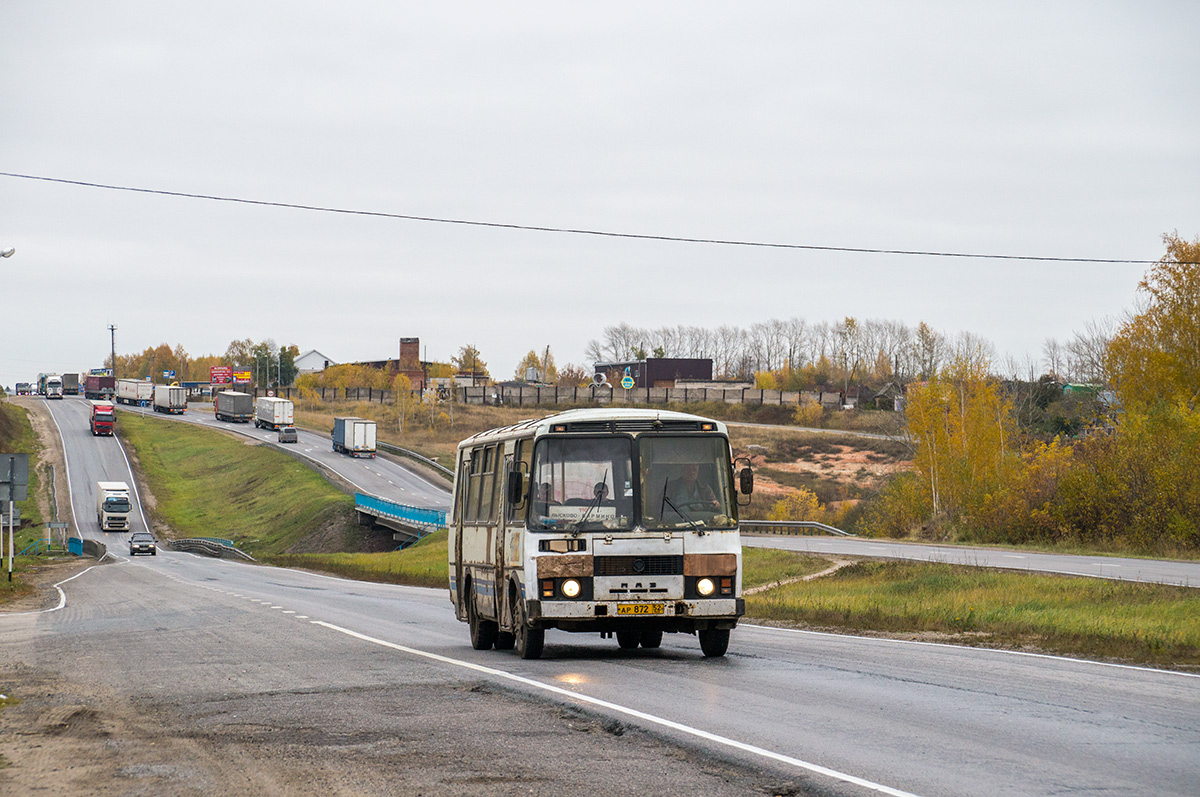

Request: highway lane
left=114, top=398, right=450, bottom=509
left=12, top=398, right=1200, bottom=794
left=42, top=396, right=152, bottom=545
left=743, top=534, right=1200, bottom=587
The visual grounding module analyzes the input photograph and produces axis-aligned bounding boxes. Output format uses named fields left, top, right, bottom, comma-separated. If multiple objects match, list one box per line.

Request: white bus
left=449, top=408, right=753, bottom=659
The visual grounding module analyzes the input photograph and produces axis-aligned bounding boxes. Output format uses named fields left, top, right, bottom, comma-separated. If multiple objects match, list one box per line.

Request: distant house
left=295, top=349, right=337, bottom=374
left=593, top=358, right=713, bottom=388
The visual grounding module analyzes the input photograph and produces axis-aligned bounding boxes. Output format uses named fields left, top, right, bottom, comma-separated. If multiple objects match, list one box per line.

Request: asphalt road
left=10, top=396, right=1200, bottom=795
left=743, top=535, right=1200, bottom=587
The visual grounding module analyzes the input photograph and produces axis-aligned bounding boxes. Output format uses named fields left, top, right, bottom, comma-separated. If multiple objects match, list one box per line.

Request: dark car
left=129, top=532, right=157, bottom=556
left=278, top=426, right=298, bottom=443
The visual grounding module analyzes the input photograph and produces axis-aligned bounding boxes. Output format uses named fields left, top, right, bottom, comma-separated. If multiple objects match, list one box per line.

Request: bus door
left=497, top=440, right=532, bottom=615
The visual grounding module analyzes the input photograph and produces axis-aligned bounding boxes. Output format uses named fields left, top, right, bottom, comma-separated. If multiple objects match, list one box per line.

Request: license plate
left=617, top=603, right=664, bottom=615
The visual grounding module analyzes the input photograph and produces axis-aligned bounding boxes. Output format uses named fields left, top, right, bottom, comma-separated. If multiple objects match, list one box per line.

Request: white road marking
left=312, top=620, right=917, bottom=797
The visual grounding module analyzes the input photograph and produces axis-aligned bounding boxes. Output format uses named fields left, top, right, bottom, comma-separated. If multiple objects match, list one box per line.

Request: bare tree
left=1042, top=337, right=1065, bottom=379
left=1066, top=317, right=1115, bottom=384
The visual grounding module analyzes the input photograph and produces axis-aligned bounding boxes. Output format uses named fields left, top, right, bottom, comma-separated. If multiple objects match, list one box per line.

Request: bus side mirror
left=508, top=470, right=525, bottom=506
left=739, top=467, right=754, bottom=495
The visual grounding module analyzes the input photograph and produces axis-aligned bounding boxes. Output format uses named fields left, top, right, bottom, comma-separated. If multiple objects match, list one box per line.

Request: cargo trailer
left=332, top=417, right=376, bottom=458
left=152, top=384, right=187, bottom=414
left=254, top=396, right=294, bottom=430
left=214, top=390, right=253, bottom=422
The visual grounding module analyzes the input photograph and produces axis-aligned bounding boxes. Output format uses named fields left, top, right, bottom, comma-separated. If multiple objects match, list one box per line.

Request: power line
left=0, top=170, right=1173, bottom=265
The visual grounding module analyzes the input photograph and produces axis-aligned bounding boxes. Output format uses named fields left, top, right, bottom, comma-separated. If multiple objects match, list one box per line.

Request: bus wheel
left=468, top=586, right=498, bottom=650
left=698, top=628, right=730, bottom=658
left=513, top=598, right=544, bottom=660
left=616, top=630, right=641, bottom=649
left=639, top=629, right=663, bottom=649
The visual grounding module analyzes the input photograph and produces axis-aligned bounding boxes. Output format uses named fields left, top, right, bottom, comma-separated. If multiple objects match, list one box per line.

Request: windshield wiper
left=660, top=479, right=705, bottom=536
left=571, top=470, right=609, bottom=537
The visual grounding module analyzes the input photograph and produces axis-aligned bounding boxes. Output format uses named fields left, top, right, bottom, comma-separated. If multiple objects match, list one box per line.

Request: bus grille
left=594, top=555, right=683, bottom=576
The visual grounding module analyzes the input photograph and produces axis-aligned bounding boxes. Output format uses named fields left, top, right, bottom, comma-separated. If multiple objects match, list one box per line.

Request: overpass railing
left=355, top=493, right=446, bottom=529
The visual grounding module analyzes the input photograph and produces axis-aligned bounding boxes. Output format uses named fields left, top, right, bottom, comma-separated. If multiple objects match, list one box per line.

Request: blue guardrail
left=355, top=493, right=446, bottom=528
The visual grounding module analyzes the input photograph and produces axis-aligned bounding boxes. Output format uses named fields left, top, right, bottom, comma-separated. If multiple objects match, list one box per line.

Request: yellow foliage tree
left=1107, top=232, right=1200, bottom=410
left=904, top=351, right=1017, bottom=526
left=768, top=488, right=825, bottom=522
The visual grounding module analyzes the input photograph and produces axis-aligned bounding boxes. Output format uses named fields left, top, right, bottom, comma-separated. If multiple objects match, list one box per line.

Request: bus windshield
left=530, top=437, right=634, bottom=532
left=640, top=436, right=735, bottom=530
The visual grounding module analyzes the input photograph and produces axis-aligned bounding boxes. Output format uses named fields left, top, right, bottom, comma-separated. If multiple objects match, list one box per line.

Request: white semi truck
left=96, top=481, right=132, bottom=532
left=254, top=396, right=294, bottom=430
left=152, top=384, right=187, bottom=414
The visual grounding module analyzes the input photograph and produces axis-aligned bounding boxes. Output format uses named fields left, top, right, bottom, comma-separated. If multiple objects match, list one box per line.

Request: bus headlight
left=696, top=577, right=716, bottom=596
left=561, top=579, right=581, bottom=598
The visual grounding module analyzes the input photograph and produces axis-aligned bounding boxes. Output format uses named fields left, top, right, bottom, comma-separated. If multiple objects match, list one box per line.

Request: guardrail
left=355, top=493, right=446, bottom=529
left=18, top=539, right=69, bottom=556
left=375, top=442, right=454, bottom=480
left=169, top=538, right=256, bottom=561
left=739, top=519, right=856, bottom=537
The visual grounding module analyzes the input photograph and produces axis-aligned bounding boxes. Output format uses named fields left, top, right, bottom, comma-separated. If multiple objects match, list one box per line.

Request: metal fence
left=739, top=519, right=855, bottom=537
left=251, top=384, right=852, bottom=409
left=170, top=538, right=256, bottom=560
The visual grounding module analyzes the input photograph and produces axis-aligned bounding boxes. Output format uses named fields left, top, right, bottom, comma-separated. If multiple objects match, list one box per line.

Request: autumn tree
left=904, top=352, right=1018, bottom=526
left=514, top=347, right=557, bottom=383
left=550, top=363, right=587, bottom=387
left=1107, top=232, right=1200, bottom=410
left=451, top=345, right=489, bottom=378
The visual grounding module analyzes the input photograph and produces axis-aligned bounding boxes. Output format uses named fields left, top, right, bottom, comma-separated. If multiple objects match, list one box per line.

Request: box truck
left=332, top=417, right=376, bottom=458
left=62, top=373, right=80, bottom=395
left=84, top=374, right=116, bottom=400
left=153, top=384, right=187, bottom=414
left=214, top=390, right=253, bottom=423
left=254, top=396, right=294, bottom=430
left=90, top=401, right=116, bottom=436
left=117, top=379, right=153, bottom=406
left=97, top=481, right=131, bottom=531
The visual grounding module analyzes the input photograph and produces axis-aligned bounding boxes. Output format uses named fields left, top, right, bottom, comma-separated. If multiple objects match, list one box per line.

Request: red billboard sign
left=210, top=366, right=232, bottom=384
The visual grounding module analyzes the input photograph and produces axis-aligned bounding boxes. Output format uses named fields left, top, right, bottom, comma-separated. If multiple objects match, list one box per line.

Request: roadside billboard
left=233, top=370, right=251, bottom=384
left=210, top=366, right=232, bottom=384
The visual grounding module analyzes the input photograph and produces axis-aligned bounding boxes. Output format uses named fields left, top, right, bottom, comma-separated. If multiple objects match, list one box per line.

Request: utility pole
left=108, top=324, right=117, bottom=379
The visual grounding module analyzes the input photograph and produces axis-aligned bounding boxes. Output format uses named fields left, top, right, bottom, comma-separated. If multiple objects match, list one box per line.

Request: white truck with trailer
left=116, top=378, right=154, bottom=406
left=255, top=396, right=294, bottom=430
left=45, top=374, right=64, bottom=399
left=332, top=417, right=376, bottom=458
left=96, top=481, right=132, bottom=532
left=152, top=384, right=188, bottom=414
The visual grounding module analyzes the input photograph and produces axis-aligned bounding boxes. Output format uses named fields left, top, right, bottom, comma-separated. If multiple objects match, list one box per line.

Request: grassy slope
left=747, top=560, right=1200, bottom=668
left=118, top=412, right=354, bottom=558
left=0, top=402, right=45, bottom=533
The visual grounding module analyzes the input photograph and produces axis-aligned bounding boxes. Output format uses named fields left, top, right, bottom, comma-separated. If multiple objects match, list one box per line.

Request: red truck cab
left=90, top=401, right=115, bottom=436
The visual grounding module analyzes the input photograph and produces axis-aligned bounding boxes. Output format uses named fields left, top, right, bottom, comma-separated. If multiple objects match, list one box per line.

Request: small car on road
left=278, top=426, right=298, bottom=443
left=129, top=532, right=157, bottom=556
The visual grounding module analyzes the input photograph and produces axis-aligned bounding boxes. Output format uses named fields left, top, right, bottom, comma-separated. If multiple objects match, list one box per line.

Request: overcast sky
left=3, top=2, right=1198, bottom=390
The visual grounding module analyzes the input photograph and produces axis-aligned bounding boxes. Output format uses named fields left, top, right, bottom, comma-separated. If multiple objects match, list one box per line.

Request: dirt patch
left=0, top=557, right=96, bottom=613
left=766, top=445, right=910, bottom=486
